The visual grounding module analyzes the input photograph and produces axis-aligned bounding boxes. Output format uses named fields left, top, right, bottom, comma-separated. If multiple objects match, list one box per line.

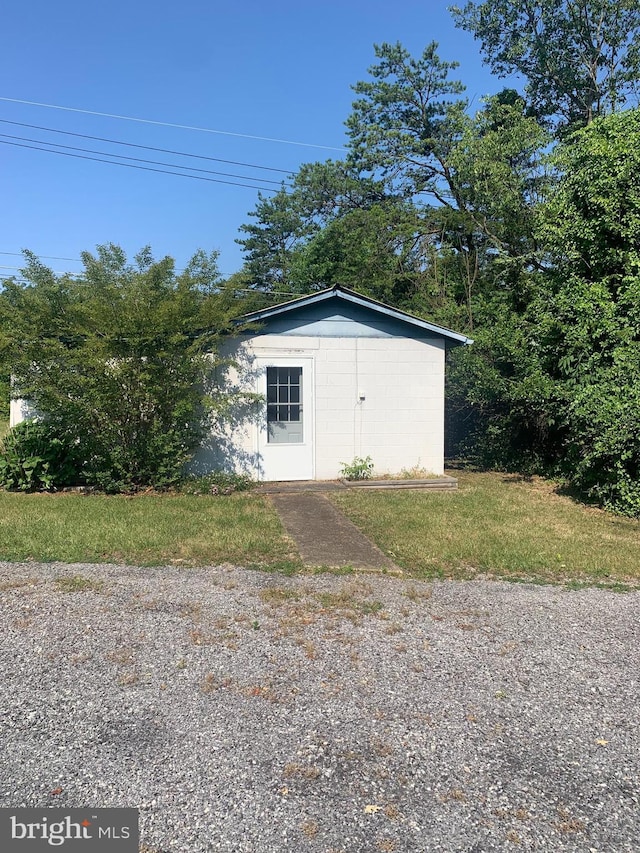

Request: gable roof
left=241, top=285, right=473, bottom=348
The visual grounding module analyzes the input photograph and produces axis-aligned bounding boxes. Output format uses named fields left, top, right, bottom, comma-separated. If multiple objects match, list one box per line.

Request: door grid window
left=266, top=367, right=303, bottom=443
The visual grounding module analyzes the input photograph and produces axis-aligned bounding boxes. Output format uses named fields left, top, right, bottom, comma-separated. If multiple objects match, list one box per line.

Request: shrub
left=2, top=244, right=242, bottom=495
left=0, top=419, right=83, bottom=491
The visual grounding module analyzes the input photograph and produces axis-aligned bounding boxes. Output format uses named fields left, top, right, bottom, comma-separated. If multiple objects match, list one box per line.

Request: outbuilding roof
left=241, top=285, right=473, bottom=348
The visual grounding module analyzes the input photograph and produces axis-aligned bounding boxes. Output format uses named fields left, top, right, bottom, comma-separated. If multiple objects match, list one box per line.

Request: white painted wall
left=9, top=397, right=36, bottom=428
left=194, top=332, right=446, bottom=481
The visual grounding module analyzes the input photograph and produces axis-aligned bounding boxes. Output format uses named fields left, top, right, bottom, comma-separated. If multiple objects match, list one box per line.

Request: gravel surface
left=0, top=561, right=638, bottom=852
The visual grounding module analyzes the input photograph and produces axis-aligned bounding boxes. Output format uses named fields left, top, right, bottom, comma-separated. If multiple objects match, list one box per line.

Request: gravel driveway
left=0, top=561, right=638, bottom=852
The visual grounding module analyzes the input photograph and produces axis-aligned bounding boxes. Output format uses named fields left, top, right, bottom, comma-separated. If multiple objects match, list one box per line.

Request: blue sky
left=1, top=1, right=512, bottom=280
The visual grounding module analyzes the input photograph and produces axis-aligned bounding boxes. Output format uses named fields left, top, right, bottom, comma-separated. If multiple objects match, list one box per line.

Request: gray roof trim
left=241, top=286, right=473, bottom=346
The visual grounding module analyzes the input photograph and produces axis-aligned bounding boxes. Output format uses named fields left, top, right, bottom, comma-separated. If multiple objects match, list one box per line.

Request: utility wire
left=0, top=139, right=283, bottom=192
left=0, top=119, right=295, bottom=175
left=0, top=96, right=347, bottom=152
left=0, top=132, right=288, bottom=186
left=0, top=251, right=80, bottom=262
left=0, top=264, right=78, bottom=275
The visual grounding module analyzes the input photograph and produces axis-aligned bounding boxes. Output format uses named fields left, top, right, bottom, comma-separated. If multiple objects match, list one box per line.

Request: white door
left=256, top=357, right=314, bottom=481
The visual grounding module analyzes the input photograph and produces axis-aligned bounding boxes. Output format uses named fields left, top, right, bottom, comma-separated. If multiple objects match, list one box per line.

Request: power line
left=0, top=251, right=80, bottom=262
left=0, top=119, right=295, bottom=175
left=0, top=264, right=79, bottom=275
left=0, top=139, right=283, bottom=192
left=0, top=96, right=347, bottom=152
left=0, top=132, right=289, bottom=186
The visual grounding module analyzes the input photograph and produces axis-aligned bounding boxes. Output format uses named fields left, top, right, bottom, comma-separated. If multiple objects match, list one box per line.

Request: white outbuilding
left=195, top=285, right=472, bottom=482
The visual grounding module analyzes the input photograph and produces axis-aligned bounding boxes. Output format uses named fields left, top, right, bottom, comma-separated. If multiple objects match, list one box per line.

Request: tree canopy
left=451, top=0, right=640, bottom=132
left=0, top=245, right=241, bottom=492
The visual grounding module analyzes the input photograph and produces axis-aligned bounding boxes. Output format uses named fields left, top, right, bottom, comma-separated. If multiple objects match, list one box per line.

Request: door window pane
left=266, top=366, right=303, bottom=443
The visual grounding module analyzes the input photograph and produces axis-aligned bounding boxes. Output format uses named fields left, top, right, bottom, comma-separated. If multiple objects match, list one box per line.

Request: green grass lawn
left=0, top=491, right=298, bottom=568
left=0, top=472, right=638, bottom=586
left=330, top=471, right=640, bottom=587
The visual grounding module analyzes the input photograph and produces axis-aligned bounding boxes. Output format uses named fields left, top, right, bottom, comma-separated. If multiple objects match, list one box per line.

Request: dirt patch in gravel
left=0, top=562, right=638, bottom=852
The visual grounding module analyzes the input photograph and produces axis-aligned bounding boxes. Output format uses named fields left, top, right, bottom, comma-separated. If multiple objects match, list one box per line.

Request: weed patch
left=55, top=575, right=104, bottom=593
left=258, top=587, right=301, bottom=606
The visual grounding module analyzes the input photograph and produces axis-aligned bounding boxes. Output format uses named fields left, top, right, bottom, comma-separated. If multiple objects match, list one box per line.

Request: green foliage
left=445, top=309, right=566, bottom=472
left=346, top=41, right=468, bottom=196
left=446, top=93, right=551, bottom=261
left=340, top=456, right=374, bottom=480
left=236, top=161, right=388, bottom=295
left=236, top=188, right=317, bottom=291
left=0, top=245, right=242, bottom=493
left=566, top=358, right=640, bottom=515
left=531, top=111, right=640, bottom=514
left=0, top=375, right=9, bottom=420
left=292, top=201, right=445, bottom=310
left=542, top=110, right=640, bottom=284
left=238, top=46, right=549, bottom=330
left=0, top=419, right=82, bottom=491
left=451, top=0, right=640, bottom=132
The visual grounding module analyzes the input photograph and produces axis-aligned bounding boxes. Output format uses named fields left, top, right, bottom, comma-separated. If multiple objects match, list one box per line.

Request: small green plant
left=339, top=456, right=374, bottom=481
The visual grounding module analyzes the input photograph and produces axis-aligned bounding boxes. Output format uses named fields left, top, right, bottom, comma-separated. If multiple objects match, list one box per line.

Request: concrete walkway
left=268, top=491, right=399, bottom=572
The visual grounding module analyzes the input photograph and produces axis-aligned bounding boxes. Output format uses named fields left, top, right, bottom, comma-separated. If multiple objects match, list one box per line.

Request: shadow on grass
left=448, top=457, right=612, bottom=513
left=446, top=458, right=536, bottom=482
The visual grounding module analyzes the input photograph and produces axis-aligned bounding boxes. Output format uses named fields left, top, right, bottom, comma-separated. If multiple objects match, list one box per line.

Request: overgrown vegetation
left=0, top=420, right=82, bottom=491
left=0, top=245, right=242, bottom=493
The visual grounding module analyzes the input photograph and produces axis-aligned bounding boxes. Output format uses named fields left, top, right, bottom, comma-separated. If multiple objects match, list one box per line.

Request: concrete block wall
left=226, top=333, right=445, bottom=480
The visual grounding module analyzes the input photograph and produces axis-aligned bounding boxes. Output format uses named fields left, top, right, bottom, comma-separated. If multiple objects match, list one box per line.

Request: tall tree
left=238, top=43, right=550, bottom=328
left=290, top=200, right=461, bottom=316
left=346, top=42, right=550, bottom=322
left=346, top=41, right=469, bottom=202
left=236, top=188, right=315, bottom=293
left=451, top=0, right=640, bottom=131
